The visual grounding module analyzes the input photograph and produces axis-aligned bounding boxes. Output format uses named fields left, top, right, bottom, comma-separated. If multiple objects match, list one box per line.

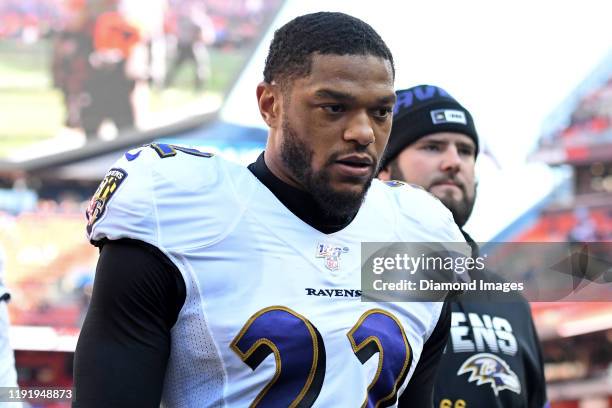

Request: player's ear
left=256, top=82, right=281, bottom=129
left=378, top=164, right=391, bottom=181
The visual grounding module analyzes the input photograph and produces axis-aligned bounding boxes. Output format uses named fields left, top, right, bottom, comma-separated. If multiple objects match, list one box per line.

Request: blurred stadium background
left=0, top=0, right=610, bottom=407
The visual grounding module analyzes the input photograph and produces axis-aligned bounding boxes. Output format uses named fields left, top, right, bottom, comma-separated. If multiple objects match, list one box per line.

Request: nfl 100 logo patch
left=316, top=243, right=349, bottom=271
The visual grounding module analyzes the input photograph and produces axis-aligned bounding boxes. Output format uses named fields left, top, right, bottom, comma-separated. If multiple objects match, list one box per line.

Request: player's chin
left=329, top=176, right=372, bottom=197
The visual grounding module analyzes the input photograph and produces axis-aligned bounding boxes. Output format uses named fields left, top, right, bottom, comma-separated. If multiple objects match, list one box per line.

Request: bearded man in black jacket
left=379, top=84, right=549, bottom=408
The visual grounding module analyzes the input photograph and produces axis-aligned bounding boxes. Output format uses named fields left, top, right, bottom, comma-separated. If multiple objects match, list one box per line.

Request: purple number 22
left=232, top=306, right=412, bottom=408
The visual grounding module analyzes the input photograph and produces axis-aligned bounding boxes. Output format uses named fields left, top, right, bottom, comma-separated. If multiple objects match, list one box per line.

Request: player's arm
left=398, top=301, right=451, bottom=408
left=73, top=239, right=185, bottom=407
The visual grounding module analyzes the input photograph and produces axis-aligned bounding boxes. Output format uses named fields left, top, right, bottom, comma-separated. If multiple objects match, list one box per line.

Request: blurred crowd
left=0, top=0, right=58, bottom=42
left=0, top=196, right=96, bottom=331
left=543, top=330, right=612, bottom=382
left=563, top=78, right=612, bottom=140
left=542, top=77, right=612, bottom=147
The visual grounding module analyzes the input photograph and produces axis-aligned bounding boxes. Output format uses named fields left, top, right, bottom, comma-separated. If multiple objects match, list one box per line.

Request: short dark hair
left=263, top=12, right=394, bottom=85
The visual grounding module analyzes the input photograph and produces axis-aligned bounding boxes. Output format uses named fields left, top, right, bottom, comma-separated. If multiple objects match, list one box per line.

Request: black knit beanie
left=382, top=85, right=479, bottom=168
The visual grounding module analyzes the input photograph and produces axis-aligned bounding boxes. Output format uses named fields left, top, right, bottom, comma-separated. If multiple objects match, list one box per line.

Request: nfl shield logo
left=316, top=243, right=349, bottom=271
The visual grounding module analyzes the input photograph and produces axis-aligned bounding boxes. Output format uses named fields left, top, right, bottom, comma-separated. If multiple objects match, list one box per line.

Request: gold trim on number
left=347, top=308, right=412, bottom=408
left=230, top=305, right=321, bottom=408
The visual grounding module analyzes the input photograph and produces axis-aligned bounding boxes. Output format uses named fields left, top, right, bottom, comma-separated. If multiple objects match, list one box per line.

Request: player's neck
left=248, top=153, right=355, bottom=234
left=262, top=149, right=304, bottom=190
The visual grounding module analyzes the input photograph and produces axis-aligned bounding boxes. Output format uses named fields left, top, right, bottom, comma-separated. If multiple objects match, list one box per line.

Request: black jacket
left=433, top=231, right=548, bottom=408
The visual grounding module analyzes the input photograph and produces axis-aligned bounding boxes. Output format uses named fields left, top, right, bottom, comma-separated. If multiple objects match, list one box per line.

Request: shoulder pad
left=87, top=143, right=245, bottom=249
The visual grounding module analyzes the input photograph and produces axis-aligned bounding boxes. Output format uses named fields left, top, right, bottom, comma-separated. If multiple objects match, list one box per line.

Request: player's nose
left=344, top=111, right=375, bottom=146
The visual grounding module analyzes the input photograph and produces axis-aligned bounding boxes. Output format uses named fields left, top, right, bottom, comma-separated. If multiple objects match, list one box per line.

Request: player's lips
left=333, top=154, right=374, bottom=178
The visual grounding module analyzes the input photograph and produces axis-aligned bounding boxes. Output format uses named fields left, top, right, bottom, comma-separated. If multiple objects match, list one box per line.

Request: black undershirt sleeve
left=398, top=301, right=452, bottom=408
left=73, top=239, right=186, bottom=408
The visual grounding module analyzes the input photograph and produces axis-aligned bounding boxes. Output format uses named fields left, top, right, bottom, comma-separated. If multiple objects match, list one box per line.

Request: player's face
left=277, top=54, right=395, bottom=218
left=389, top=133, right=476, bottom=226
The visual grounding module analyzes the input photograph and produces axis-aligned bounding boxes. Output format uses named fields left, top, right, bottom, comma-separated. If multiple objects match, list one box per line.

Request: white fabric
left=89, top=146, right=469, bottom=407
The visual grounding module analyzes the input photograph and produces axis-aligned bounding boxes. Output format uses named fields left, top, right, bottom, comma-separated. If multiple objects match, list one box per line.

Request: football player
left=379, top=85, right=548, bottom=407
left=74, top=14, right=469, bottom=407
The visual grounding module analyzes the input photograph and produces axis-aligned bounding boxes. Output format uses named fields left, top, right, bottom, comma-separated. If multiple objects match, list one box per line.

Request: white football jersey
left=87, top=144, right=468, bottom=407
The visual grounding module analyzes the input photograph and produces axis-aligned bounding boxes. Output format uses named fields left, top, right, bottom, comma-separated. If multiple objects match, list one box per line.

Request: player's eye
left=372, top=107, right=393, bottom=120
left=322, top=104, right=345, bottom=114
